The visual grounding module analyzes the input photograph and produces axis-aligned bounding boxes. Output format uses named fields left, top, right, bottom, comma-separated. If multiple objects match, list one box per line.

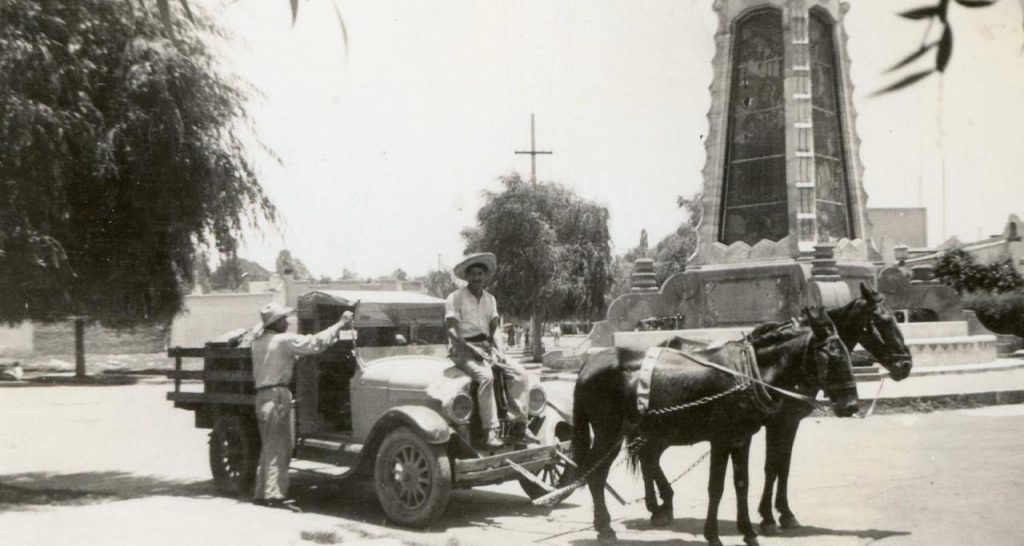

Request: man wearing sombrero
left=446, top=252, right=536, bottom=447
left=250, top=302, right=353, bottom=511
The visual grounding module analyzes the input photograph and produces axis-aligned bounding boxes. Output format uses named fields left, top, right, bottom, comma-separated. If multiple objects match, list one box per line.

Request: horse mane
left=749, top=320, right=801, bottom=349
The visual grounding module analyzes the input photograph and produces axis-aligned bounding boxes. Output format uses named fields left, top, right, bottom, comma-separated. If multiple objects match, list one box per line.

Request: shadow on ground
left=288, top=473, right=584, bottom=535
left=0, top=471, right=216, bottom=512
left=619, top=516, right=910, bottom=542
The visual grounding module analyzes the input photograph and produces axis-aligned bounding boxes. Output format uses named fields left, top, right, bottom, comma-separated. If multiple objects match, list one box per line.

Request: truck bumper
left=453, top=440, right=571, bottom=488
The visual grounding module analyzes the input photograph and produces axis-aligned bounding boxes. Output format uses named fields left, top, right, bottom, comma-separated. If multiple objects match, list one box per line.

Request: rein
left=670, top=347, right=816, bottom=407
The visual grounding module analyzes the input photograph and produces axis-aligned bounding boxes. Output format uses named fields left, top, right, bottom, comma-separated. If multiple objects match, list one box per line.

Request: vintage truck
left=167, top=289, right=574, bottom=526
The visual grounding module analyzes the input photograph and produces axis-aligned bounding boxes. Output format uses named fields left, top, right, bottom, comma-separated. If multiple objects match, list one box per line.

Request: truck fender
left=533, top=405, right=572, bottom=445
left=372, top=405, right=452, bottom=444
left=541, top=380, right=574, bottom=424
left=351, top=406, right=452, bottom=479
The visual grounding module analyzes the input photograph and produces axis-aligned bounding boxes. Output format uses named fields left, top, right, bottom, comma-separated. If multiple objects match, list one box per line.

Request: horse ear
left=860, top=282, right=876, bottom=301
left=802, top=307, right=813, bottom=321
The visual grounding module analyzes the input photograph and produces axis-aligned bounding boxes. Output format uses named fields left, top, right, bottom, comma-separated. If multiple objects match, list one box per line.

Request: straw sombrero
left=453, top=252, right=497, bottom=281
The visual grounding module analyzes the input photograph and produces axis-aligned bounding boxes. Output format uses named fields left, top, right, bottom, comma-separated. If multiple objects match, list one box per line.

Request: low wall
left=0, top=322, right=34, bottom=357
left=170, top=292, right=278, bottom=348
left=33, top=322, right=167, bottom=355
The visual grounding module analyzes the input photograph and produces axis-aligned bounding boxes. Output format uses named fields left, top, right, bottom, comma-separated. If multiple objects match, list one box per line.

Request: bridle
left=803, top=331, right=857, bottom=396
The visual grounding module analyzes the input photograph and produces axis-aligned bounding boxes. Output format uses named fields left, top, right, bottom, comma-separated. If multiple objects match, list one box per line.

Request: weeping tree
left=463, top=174, right=613, bottom=359
left=0, top=1, right=274, bottom=337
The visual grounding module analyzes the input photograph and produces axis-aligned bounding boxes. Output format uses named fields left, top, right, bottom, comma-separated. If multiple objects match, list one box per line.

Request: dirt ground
left=2, top=380, right=1023, bottom=545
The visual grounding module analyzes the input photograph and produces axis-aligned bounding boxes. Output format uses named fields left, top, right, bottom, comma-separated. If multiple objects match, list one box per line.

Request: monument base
left=607, top=258, right=876, bottom=331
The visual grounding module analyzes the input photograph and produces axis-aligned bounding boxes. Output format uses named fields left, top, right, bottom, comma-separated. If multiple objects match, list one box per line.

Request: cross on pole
left=514, top=113, right=552, bottom=184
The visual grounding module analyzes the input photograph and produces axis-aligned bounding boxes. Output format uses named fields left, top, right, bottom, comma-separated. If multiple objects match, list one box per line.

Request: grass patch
left=300, top=531, right=340, bottom=544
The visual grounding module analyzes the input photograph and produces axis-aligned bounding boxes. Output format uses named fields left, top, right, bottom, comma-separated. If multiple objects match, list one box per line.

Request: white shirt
left=445, top=286, right=498, bottom=339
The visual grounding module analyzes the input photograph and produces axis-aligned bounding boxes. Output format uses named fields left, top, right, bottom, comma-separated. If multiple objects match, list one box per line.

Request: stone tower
left=695, top=0, right=869, bottom=263
left=607, top=0, right=878, bottom=331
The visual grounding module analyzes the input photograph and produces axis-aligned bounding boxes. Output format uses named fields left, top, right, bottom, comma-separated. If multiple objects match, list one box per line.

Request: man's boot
left=484, top=429, right=503, bottom=448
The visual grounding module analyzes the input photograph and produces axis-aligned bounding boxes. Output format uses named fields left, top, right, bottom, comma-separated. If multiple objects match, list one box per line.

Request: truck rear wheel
left=374, top=427, right=451, bottom=527
left=209, top=414, right=259, bottom=497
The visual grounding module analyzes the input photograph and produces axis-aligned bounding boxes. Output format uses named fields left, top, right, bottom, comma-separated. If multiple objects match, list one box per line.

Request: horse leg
left=650, top=446, right=674, bottom=527
left=775, top=421, right=801, bottom=529
left=758, top=423, right=782, bottom=533
left=703, top=441, right=729, bottom=546
left=637, top=444, right=660, bottom=519
left=639, top=445, right=673, bottom=527
left=587, top=431, right=621, bottom=544
left=731, top=437, right=758, bottom=546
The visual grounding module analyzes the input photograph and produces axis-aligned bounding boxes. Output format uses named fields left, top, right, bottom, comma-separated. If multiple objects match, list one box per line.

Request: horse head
left=844, top=283, right=913, bottom=381
left=803, top=306, right=860, bottom=417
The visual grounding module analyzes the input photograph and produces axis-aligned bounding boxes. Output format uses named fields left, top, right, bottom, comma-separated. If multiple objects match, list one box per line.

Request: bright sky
left=209, top=0, right=1024, bottom=278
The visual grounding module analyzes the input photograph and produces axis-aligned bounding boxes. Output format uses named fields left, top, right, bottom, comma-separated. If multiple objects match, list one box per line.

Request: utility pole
left=514, top=113, right=552, bottom=184
left=513, top=114, right=554, bottom=361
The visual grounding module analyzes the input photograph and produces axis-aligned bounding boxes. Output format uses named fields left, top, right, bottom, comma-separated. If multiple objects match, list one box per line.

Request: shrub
left=935, top=248, right=1023, bottom=294
left=962, top=290, right=1024, bottom=337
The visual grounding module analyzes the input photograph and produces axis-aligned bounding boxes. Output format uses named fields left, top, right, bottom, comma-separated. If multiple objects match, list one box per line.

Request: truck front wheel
left=374, top=427, right=451, bottom=527
left=209, top=414, right=259, bottom=497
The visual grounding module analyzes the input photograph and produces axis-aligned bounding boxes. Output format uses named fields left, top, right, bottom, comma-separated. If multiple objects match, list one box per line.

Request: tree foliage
left=275, top=249, right=311, bottom=280
left=934, top=247, right=1024, bottom=294
left=211, top=255, right=271, bottom=292
left=462, top=174, right=613, bottom=322
left=422, top=269, right=459, bottom=299
left=0, top=1, right=273, bottom=325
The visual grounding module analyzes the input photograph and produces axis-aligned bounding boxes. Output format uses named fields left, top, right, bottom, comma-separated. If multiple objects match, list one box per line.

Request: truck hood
left=356, top=355, right=471, bottom=399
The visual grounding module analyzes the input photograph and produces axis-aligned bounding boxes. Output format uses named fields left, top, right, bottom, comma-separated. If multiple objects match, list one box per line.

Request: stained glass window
left=809, top=11, right=853, bottom=241
left=720, top=9, right=787, bottom=246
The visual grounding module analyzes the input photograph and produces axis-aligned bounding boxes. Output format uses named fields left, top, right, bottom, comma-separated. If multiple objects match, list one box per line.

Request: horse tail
left=624, top=424, right=643, bottom=476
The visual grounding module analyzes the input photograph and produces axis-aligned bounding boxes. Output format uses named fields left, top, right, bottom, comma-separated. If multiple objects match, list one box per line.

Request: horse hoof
left=779, top=514, right=801, bottom=529
left=597, top=530, right=618, bottom=544
left=650, top=506, right=673, bottom=528
left=744, top=537, right=760, bottom=546
left=706, top=538, right=724, bottom=546
left=759, top=521, right=780, bottom=535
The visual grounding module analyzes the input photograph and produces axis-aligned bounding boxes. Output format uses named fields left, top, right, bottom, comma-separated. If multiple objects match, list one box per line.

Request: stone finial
left=630, top=258, right=660, bottom=293
left=810, top=243, right=840, bottom=281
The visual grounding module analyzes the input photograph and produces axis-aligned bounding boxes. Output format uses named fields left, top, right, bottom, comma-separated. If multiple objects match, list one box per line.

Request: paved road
left=1, top=382, right=1022, bottom=545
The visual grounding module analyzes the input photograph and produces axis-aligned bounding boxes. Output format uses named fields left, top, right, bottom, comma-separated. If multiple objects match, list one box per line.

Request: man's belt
left=255, top=384, right=289, bottom=392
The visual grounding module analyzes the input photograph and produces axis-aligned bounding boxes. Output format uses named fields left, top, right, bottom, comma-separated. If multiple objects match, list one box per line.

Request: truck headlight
left=528, top=385, right=547, bottom=416
left=446, top=392, right=473, bottom=424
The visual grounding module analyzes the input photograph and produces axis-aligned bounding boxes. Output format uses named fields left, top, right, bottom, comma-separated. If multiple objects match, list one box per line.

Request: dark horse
left=572, top=308, right=859, bottom=545
left=757, top=283, right=913, bottom=533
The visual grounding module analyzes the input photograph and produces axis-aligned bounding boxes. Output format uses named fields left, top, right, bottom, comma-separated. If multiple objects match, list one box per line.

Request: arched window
left=720, top=9, right=787, bottom=246
left=810, top=10, right=853, bottom=241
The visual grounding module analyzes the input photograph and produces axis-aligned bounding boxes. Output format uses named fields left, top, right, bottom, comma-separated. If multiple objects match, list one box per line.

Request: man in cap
left=445, top=252, right=536, bottom=447
left=251, top=302, right=354, bottom=511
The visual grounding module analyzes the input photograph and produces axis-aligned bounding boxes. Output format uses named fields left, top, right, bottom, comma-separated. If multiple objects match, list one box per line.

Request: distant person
left=551, top=324, right=562, bottom=347
left=445, top=253, right=536, bottom=447
left=250, top=302, right=353, bottom=512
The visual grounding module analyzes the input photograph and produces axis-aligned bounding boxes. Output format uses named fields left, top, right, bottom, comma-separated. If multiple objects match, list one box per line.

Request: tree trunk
left=74, top=317, right=86, bottom=377
left=530, top=314, right=543, bottom=363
